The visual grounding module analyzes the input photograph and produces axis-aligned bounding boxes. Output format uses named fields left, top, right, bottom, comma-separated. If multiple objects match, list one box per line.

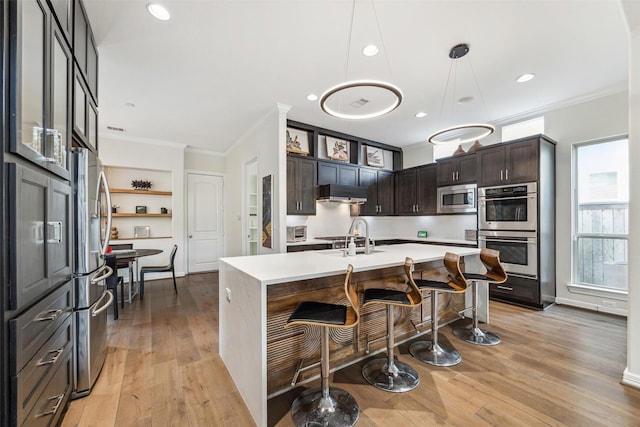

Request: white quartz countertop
left=221, top=243, right=480, bottom=286
left=286, top=236, right=476, bottom=247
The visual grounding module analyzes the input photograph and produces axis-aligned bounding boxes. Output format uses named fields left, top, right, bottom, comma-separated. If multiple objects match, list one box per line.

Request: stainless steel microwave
left=286, top=225, right=307, bottom=243
left=437, top=184, right=477, bottom=214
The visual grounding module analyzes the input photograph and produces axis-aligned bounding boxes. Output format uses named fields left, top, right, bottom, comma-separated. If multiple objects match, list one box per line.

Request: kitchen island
left=219, top=243, right=480, bottom=427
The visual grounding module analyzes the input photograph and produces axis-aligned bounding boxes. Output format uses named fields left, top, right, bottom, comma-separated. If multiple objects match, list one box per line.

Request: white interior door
left=187, top=173, right=223, bottom=272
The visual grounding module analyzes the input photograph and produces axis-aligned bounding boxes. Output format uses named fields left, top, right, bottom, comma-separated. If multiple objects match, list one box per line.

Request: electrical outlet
left=225, top=288, right=232, bottom=303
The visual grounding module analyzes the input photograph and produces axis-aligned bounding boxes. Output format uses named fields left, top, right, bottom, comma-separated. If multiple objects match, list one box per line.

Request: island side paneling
left=265, top=259, right=466, bottom=396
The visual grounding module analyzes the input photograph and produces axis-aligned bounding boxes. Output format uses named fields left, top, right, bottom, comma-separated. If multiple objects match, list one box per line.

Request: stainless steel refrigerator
left=71, top=147, right=114, bottom=398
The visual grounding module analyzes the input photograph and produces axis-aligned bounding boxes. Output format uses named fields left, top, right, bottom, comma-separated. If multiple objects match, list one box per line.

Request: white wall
left=99, top=135, right=187, bottom=275
left=223, top=104, right=285, bottom=257
left=184, top=149, right=226, bottom=173
left=622, top=0, right=640, bottom=389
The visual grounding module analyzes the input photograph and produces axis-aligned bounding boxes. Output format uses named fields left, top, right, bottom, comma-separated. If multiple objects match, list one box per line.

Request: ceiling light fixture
left=146, top=3, right=171, bottom=21
left=428, top=43, right=495, bottom=145
left=320, top=0, right=402, bottom=120
left=415, top=111, right=427, bottom=118
left=516, top=73, right=536, bottom=83
left=306, top=94, right=318, bottom=101
left=362, top=44, right=379, bottom=57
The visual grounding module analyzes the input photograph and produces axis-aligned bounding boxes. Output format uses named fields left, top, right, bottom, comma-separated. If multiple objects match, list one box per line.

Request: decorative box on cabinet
left=436, top=153, right=477, bottom=186
left=357, top=167, right=394, bottom=216
left=395, top=164, right=437, bottom=215
left=8, top=0, right=72, bottom=179
left=286, top=155, right=317, bottom=215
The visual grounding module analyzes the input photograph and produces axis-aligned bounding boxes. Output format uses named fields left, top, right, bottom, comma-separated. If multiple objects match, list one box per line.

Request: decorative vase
left=453, top=144, right=466, bottom=156
left=467, top=140, right=482, bottom=152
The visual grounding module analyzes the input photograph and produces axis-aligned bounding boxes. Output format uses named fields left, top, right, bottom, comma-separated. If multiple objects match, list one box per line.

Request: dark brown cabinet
left=358, top=168, right=394, bottom=216
left=477, top=138, right=538, bottom=186
left=317, top=161, right=359, bottom=186
left=436, top=153, right=477, bottom=186
left=73, top=68, right=98, bottom=152
left=395, top=164, right=437, bottom=215
left=8, top=0, right=72, bottom=179
left=287, top=156, right=317, bottom=215
left=73, top=0, right=98, bottom=102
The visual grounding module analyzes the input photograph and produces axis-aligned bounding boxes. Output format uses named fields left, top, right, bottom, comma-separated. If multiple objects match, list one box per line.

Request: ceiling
left=84, top=0, right=629, bottom=154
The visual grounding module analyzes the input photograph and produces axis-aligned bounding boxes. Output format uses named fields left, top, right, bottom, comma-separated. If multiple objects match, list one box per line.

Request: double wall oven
left=478, top=182, right=537, bottom=278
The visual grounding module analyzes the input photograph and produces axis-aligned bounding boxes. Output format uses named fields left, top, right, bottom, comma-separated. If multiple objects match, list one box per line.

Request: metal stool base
left=361, top=358, right=420, bottom=392
left=453, top=327, right=501, bottom=346
left=291, top=387, right=359, bottom=427
left=409, top=340, right=462, bottom=367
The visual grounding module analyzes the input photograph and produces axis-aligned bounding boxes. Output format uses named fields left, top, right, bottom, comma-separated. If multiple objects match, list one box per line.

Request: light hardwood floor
left=61, top=273, right=640, bottom=427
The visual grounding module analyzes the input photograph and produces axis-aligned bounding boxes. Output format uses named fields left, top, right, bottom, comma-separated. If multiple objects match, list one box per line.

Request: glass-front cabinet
left=9, top=0, right=72, bottom=179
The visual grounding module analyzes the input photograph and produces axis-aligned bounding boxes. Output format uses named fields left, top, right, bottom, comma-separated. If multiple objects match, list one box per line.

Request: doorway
left=245, top=159, right=259, bottom=255
left=186, top=172, right=224, bottom=272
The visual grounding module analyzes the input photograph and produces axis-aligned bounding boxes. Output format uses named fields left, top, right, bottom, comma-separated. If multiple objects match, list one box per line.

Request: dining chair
left=104, top=254, right=125, bottom=319
left=139, top=245, right=178, bottom=300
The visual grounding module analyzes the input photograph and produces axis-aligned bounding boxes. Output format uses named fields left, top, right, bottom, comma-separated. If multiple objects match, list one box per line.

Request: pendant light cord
left=343, top=0, right=357, bottom=82
left=370, top=0, right=394, bottom=79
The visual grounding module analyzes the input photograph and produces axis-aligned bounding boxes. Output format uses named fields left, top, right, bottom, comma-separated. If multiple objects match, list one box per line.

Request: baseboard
left=555, top=297, right=628, bottom=316
left=622, top=368, right=640, bottom=389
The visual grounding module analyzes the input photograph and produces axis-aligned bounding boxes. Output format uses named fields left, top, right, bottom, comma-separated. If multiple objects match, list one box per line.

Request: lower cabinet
left=489, top=275, right=540, bottom=308
left=9, top=281, right=73, bottom=427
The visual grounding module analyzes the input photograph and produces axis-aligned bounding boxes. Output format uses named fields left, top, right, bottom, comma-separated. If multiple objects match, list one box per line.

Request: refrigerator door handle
left=97, top=170, right=113, bottom=256
left=91, top=290, right=114, bottom=317
left=90, top=265, right=113, bottom=284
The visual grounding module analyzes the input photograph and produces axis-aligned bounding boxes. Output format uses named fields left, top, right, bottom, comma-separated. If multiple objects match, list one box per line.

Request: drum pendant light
left=320, top=0, right=402, bottom=120
left=428, top=43, right=495, bottom=145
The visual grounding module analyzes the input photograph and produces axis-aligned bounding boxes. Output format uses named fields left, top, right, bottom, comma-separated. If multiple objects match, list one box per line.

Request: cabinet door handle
left=452, top=172, right=455, bottom=181
left=496, top=285, right=513, bottom=291
left=506, top=169, right=509, bottom=180
left=500, top=170, right=504, bottom=181
left=37, top=348, right=64, bottom=366
left=34, top=309, right=63, bottom=322
left=36, top=393, right=65, bottom=418
left=456, top=171, right=459, bottom=181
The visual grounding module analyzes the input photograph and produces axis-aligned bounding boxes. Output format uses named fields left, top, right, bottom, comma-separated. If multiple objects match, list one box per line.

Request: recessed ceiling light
left=146, top=3, right=171, bottom=21
left=362, top=44, right=379, bottom=57
left=415, top=112, right=427, bottom=118
left=457, top=96, right=474, bottom=104
left=516, top=73, right=535, bottom=83
left=306, top=93, right=318, bottom=101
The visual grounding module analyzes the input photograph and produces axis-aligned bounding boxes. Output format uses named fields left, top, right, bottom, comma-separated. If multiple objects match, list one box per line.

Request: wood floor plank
left=61, top=273, right=640, bottom=427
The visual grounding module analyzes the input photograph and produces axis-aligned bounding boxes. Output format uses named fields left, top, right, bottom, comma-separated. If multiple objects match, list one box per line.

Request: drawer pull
left=36, top=393, right=64, bottom=417
left=37, top=348, right=64, bottom=366
left=496, top=285, right=514, bottom=291
left=34, top=309, right=63, bottom=322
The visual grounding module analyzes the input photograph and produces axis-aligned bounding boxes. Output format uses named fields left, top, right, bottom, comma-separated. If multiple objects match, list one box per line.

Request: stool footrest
left=364, top=333, right=388, bottom=354
left=291, top=358, right=323, bottom=386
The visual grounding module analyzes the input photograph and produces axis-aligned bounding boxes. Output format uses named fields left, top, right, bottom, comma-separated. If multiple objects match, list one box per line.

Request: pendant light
left=428, top=43, right=494, bottom=145
left=320, top=0, right=402, bottom=120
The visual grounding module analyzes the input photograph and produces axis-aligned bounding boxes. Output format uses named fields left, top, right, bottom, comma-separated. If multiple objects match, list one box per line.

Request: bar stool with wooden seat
left=285, top=264, right=360, bottom=427
left=453, top=248, right=507, bottom=346
left=409, top=252, right=468, bottom=366
left=361, top=257, right=423, bottom=393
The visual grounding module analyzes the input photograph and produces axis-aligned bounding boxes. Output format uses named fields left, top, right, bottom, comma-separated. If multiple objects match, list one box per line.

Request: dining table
left=112, top=248, right=163, bottom=303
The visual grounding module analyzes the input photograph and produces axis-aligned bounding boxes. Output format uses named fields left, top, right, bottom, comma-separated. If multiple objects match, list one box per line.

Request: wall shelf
left=111, top=236, right=172, bottom=241
left=111, top=213, right=172, bottom=217
left=109, top=188, right=172, bottom=196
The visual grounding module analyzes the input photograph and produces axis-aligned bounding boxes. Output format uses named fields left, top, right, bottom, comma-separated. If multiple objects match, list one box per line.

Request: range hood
left=317, top=184, right=367, bottom=204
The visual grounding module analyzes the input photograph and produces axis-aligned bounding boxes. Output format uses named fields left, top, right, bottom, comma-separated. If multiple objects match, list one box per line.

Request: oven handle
left=480, top=194, right=536, bottom=202
left=478, top=236, right=537, bottom=244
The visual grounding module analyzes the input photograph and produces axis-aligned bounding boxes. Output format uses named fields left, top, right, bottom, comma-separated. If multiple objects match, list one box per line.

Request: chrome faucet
left=346, top=217, right=371, bottom=254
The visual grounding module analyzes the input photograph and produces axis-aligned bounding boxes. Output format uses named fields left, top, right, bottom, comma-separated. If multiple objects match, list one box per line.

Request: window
left=573, top=137, right=629, bottom=292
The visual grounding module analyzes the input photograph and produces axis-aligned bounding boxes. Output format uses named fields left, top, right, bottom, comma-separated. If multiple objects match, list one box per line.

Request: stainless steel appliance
left=286, top=225, right=307, bottom=243
left=437, top=183, right=477, bottom=214
left=478, top=230, right=537, bottom=278
left=71, top=147, right=114, bottom=398
left=478, top=182, right=537, bottom=231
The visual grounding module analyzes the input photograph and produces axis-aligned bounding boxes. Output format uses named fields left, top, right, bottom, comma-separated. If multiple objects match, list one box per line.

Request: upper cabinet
left=395, top=164, right=437, bottom=216
left=73, top=0, right=97, bottom=101
left=477, top=138, right=539, bottom=186
left=287, top=156, right=317, bottom=215
left=436, top=153, right=477, bottom=186
left=7, top=0, right=72, bottom=179
left=317, top=160, right=359, bottom=186
left=358, top=168, right=394, bottom=216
